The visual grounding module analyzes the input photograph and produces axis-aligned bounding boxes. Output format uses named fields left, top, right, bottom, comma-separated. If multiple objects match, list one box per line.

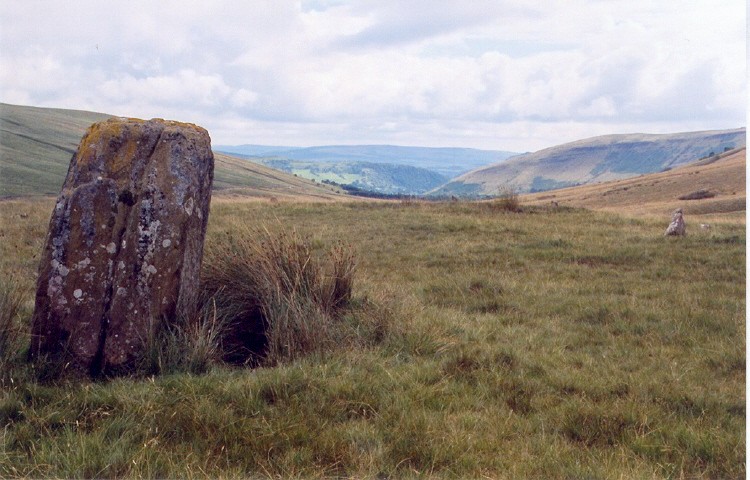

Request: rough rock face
left=29, top=117, right=214, bottom=376
left=664, top=208, right=686, bottom=236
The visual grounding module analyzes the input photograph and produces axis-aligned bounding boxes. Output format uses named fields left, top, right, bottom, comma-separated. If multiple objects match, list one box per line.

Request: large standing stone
left=29, top=117, right=214, bottom=376
left=664, top=208, right=686, bottom=236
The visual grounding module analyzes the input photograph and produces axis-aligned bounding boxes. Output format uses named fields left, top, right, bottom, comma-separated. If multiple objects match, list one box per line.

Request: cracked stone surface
left=29, top=117, right=214, bottom=376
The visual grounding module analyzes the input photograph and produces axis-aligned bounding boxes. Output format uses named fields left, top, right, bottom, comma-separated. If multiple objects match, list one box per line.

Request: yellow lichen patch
left=75, top=118, right=142, bottom=169
left=81, top=119, right=149, bottom=182
left=109, top=135, right=140, bottom=176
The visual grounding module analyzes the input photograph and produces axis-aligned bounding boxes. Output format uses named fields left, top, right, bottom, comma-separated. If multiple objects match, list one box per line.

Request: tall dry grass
left=492, top=185, right=522, bottom=212
left=201, top=226, right=357, bottom=365
left=139, top=300, right=228, bottom=376
left=0, top=277, right=29, bottom=384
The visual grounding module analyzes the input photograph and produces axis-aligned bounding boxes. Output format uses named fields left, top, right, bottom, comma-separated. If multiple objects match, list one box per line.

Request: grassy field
left=0, top=197, right=745, bottom=478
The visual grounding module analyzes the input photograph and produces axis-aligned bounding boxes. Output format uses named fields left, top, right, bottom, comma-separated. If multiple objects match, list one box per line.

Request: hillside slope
left=212, top=153, right=344, bottom=200
left=0, top=103, right=343, bottom=200
left=434, top=128, right=745, bottom=196
left=0, top=103, right=111, bottom=196
left=248, top=157, right=448, bottom=195
left=522, top=147, right=746, bottom=217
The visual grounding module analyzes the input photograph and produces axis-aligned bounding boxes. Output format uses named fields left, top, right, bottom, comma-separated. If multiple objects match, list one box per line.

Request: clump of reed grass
left=201, top=226, right=358, bottom=366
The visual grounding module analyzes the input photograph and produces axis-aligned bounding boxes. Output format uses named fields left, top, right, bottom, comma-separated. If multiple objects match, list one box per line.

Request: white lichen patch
left=118, top=261, right=126, bottom=270
left=76, top=258, right=91, bottom=269
left=47, top=275, right=62, bottom=300
left=73, top=289, right=83, bottom=299
left=162, top=239, right=171, bottom=248
left=146, top=265, right=157, bottom=274
left=184, top=197, right=194, bottom=216
left=117, top=287, right=127, bottom=296
left=59, top=265, right=70, bottom=276
left=106, top=242, right=117, bottom=254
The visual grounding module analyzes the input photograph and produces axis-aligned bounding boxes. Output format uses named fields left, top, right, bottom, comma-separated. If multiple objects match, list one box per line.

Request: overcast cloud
left=0, top=1, right=745, bottom=151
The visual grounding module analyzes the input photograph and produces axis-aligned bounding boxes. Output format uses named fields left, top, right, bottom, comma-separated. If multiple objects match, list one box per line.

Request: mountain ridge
left=433, top=128, right=746, bottom=196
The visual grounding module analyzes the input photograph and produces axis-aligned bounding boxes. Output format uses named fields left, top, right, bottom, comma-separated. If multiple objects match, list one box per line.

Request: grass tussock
left=489, top=185, right=522, bottom=212
left=201, top=226, right=360, bottom=366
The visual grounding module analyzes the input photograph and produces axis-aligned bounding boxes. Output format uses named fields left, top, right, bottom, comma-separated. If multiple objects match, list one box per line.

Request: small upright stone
left=29, top=117, right=214, bottom=376
left=664, top=208, right=686, bottom=236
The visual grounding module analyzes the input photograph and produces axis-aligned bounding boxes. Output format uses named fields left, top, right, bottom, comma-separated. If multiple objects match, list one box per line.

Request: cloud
left=97, top=70, right=236, bottom=108
left=0, top=0, right=744, bottom=151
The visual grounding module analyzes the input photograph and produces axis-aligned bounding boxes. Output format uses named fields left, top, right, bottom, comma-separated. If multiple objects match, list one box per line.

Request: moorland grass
left=0, top=198, right=744, bottom=478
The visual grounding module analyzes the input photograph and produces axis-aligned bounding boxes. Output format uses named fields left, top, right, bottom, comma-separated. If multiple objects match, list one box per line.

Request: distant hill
left=215, top=144, right=304, bottom=156
left=521, top=147, right=746, bottom=217
left=0, top=103, right=343, bottom=200
left=433, top=128, right=746, bottom=197
left=215, top=144, right=518, bottom=179
left=234, top=156, right=447, bottom=195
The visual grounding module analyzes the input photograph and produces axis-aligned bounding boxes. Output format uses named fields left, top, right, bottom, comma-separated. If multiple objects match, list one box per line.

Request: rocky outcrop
left=29, top=117, right=214, bottom=376
left=664, top=208, right=686, bottom=236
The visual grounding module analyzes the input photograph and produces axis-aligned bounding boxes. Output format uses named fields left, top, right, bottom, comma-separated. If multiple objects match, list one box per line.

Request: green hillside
left=0, top=103, right=111, bottom=196
left=434, top=128, right=746, bottom=196
left=0, top=103, right=343, bottom=200
left=252, top=157, right=448, bottom=195
left=211, top=153, right=344, bottom=200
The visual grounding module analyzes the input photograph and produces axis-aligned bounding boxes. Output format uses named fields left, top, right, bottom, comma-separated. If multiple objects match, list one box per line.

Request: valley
left=3, top=103, right=745, bottom=203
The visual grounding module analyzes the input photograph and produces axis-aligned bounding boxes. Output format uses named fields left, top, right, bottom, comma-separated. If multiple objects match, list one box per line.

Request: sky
left=0, top=1, right=746, bottom=152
